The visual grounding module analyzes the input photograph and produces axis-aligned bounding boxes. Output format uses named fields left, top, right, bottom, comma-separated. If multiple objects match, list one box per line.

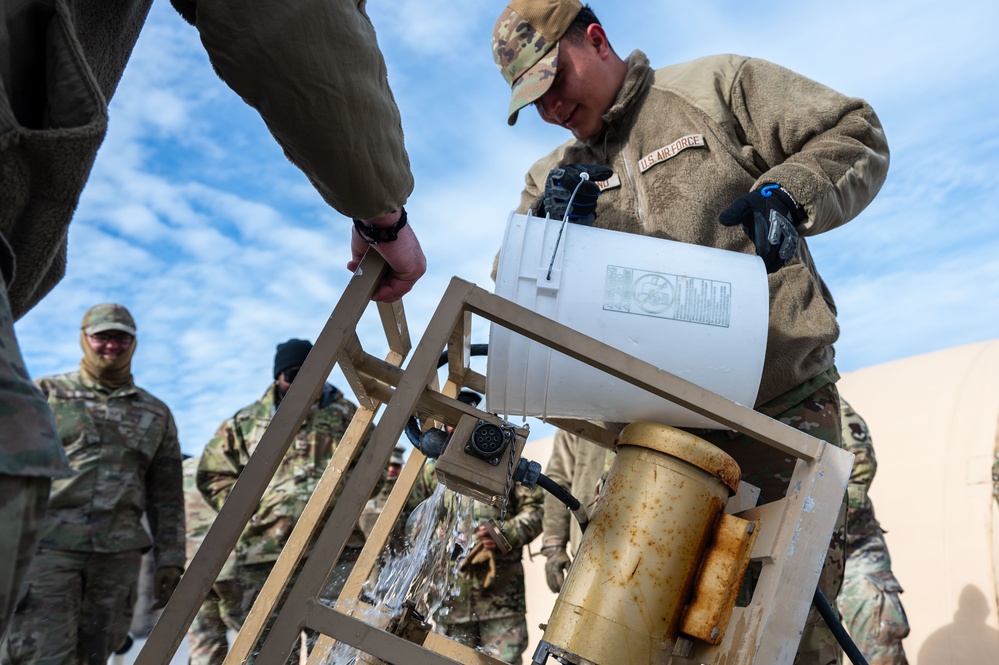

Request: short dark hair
left=562, top=6, right=601, bottom=45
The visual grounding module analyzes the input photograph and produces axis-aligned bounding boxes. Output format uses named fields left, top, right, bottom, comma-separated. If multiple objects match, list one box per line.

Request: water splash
left=318, top=483, right=474, bottom=664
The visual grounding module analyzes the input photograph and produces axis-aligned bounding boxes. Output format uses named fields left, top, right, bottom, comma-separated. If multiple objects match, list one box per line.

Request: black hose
left=437, top=343, right=489, bottom=369
left=536, top=473, right=580, bottom=512
left=405, top=416, right=423, bottom=449
left=813, top=588, right=868, bottom=665
left=536, top=473, right=589, bottom=531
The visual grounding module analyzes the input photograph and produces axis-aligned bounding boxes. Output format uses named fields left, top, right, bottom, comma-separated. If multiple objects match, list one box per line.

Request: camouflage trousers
left=237, top=548, right=360, bottom=664
left=187, top=580, right=244, bottom=665
left=838, top=536, right=910, bottom=665
left=0, top=476, right=50, bottom=641
left=440, top=615, right=530, bottom=665
left=0, top=548, right=142, bottom=665
left=693, top=380, right=847, bottom=665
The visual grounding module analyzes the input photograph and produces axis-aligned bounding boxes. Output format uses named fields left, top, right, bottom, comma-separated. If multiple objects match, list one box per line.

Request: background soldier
left=405, top=391, right=544, bottom=665
left=838, top=398, right=911, bottom=664
left=197, top=338, right=366, bottom=663
left=539, top=429, right=610, bottom=593
left=184, top=456, right=242, bottom=665
left=359, top=446, right=405, bottom=539
left=0, top=304, right=185, bottom=663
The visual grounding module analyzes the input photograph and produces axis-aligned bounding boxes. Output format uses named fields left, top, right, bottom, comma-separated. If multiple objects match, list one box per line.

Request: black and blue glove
left=719, top=183, right=805, bottom=273
left=540, top=163, right=614, bottom=225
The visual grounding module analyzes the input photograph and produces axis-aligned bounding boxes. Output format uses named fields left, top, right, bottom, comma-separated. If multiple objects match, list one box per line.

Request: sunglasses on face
left=88, top=332, right=133, bottom=346
left=282, top=367, right=301, bottom=383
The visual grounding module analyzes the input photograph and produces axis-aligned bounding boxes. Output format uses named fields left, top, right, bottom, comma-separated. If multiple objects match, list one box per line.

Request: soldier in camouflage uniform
left=837, top=399, right=910, bottom=665
left=184, top=456, right=243, bottom=665
left=197, top=338, right=364, bottom=664
left=0, top=304, right=185, bottom=663
left=406, top=460, right=544, bottom=665
left=359, top=446, right=405, bottom=539
left=404, top=391, right=545, bottom=665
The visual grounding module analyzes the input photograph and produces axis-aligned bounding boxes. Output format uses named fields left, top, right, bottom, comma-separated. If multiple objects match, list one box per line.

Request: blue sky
left=15, top=0, right=999, bottom=455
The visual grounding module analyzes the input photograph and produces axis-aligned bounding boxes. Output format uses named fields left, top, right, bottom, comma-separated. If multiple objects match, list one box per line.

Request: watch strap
left=353, top=207, right=408, bottom=244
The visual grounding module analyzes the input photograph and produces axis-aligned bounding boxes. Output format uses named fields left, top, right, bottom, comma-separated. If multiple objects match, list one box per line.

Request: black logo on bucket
left=603, top=265, right=732, bottom=327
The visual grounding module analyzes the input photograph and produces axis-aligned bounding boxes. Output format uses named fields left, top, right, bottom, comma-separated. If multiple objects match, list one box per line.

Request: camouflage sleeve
left=840, top=400, right=877, bottom=510
left=502, top=482, right=545, bottom=551
left=993, top=452, right=999, bottom=508
left=146, top=410, right=187, bottom=569
left=542, top=432, right=575, bottom=548
left=197, top=419, right=244, bottom=512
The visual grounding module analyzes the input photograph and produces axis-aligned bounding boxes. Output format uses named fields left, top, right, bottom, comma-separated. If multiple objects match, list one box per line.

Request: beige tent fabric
left=522, top=339, right=999, bottom=663
left=838, top=339, right=999, bottom=664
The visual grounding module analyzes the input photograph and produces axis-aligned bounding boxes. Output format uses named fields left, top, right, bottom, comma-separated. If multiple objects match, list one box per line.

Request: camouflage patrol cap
left=81, top=303, right=137, bottom=336
left=390, top=446, right=405, bottom=467
left=492, top=0, right=583, bottom=125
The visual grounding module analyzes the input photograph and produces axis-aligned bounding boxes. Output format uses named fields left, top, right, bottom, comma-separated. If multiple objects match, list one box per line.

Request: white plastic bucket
left=486, top=213, right=769, bottom=429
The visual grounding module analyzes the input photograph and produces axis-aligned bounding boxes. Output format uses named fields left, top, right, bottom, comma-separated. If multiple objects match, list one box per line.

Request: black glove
left=540, top=163, right=614, bottom=225
left=718, top=183, right=805, bottom=273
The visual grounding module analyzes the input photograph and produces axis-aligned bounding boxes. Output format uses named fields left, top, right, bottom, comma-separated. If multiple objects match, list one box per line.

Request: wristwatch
left=352, top=207, right=408, bottom=244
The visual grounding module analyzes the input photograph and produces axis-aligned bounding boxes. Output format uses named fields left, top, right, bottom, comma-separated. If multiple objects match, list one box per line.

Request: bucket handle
left=546, top=174, right=593, bottom=281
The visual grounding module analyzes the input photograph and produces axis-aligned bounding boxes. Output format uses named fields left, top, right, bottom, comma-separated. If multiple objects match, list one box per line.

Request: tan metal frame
left=137, top=251, right=851, bottom=665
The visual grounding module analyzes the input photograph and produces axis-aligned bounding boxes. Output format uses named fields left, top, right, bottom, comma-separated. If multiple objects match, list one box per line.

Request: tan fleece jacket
left=516, top=52, right=889, bottom=406
left=0, top=0, right=413, bottom=320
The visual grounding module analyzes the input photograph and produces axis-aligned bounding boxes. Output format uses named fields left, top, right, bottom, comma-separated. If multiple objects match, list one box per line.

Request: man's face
left=387, top=463, right=402, bottom=481
left=276, top=365, right=302, bottom=398
left=86, top=331, right=133, bottom=361
left=534, top=27, right=619, bottom=140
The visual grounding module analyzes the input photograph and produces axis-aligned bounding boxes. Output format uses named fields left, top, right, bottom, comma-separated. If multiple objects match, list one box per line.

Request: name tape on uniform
left=594, top=173, right=621, bottom=191
left=638, top=134, right=706, bottom=173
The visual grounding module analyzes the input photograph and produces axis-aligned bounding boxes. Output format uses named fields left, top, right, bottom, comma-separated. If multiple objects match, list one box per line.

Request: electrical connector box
left=434, top=414, right=528, bottom=506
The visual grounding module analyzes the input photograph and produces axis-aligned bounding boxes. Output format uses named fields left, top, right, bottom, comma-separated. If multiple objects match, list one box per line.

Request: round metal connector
left=470, top=421, right=507, bottom=458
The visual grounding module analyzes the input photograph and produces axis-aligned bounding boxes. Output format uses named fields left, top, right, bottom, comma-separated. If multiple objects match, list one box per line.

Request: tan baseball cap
left=81, top=303, right=136, bottom=336
left=491, top=0, right=582, bottom=125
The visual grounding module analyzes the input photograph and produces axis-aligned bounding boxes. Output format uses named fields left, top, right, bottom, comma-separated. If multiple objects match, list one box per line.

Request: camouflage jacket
left=34, top=371, right=185, bottom=569
left=197, top=383, right=360, bottom=565
left=407, top=460, right=545, bottom=623
left=183, top=456, right=237, bottom=580
left=840, top=398, right=883, bottom=550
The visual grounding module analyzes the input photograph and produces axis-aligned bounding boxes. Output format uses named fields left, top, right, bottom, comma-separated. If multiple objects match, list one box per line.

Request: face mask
left=79, top=331, right=136, bottom=389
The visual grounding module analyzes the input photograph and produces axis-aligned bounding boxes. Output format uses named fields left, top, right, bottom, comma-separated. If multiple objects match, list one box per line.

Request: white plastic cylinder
left=487, top=213, right=769, bottom=428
